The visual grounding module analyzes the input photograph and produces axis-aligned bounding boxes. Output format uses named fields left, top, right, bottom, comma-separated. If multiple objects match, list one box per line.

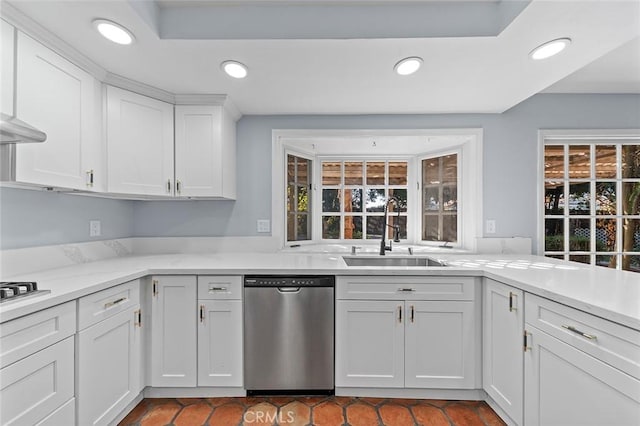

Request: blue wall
left=2, top=94, right=639, bottom=250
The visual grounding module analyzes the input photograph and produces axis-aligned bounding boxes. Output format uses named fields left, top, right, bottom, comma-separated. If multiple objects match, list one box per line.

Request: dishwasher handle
left=277, top=287, right=301, bottom=293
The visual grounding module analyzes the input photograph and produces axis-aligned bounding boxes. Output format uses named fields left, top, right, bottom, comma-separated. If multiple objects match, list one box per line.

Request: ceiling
left=4, top=0, right=640, bottom=115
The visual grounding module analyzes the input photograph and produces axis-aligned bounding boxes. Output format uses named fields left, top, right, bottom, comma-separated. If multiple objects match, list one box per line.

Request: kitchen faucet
left=380, top=196, right=401, bottom=255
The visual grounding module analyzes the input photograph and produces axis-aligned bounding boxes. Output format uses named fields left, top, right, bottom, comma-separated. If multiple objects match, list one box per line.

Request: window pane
left=344, top=162, right=363, bottom=185
left=569, top=218, right=590, bottom=251
left=623, top=182, right=640, bottom=215
left=423, top=215, right=439, bottom=241
left=424, top=187, right=439, bottom=211
left=596, top=255, right=616, bottom=269
left=297, top=185, right=309, bottom=212
left=366, top=162, right=385, bottom=185
left=389, top=188, right=407, bottom=212
left=322, top=162, right=341, bottom=185
left=443, top=185, right=457, bottom=211
left=423, top=158, right=439, bottom=184
left=322, top=216, right=340, bottom=239
left=596, top=219, right=616, bottom=252
left=569, top=145, right=590, bottom=179
left=366, top=216, right=383, bottom=239
left=345, top=189, right=362, bottom=212
left=287, top=184, right=294, bottom=212
left=443, top=215, right=457, bottom=242
left=442, top=155, right=457, bottom=184
left=570, top=255, right=590, bottom=264
left=287, top=213, right=295, bottom=241
left=344, top=216, right=362, bottom=239
left=622, top=219, right=640, bottom=252
left=545, top=145, right=564, bottom=179
left=296, top=214, right=309, bottom=240
left=569, top=182, right=590, bottom=215
left=595, top=145, right=616, bottom=178
left=287, top=155, right=296, bottom=180
left=297, top=158, right=309, bottom=182
left=388, top=215, right=407, bottom=240
left=366, top=189, right=386, bottom=212
left=595, top=182, right=616, bottom=215
left=622, top=145, right=640, bottom=178
left=622, top=255, right=640, bottom=272
left=545, top=181, right=564, bottom=215
left=388, top=162, right=407, bottom=185
left=322, top=189, right=341, bottom=212
left=545, top=219, right=564, bottom=251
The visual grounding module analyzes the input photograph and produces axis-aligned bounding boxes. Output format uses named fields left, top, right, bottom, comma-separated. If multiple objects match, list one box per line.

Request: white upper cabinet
left=106, top=86, right=174, bottom=196
left=174, top=105, right=237, bottom=199
left=1, top=20, right=14, bottom=116
left=14, top=32, right=101, bottom=190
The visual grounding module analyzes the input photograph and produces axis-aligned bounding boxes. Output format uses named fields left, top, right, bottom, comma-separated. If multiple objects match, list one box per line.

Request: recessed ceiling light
left=394, top=57, right=423, bottom=76
left=530, top=38, right=571, bottom=60
left=221, top=61, right=248, bottom=79
left=93, top=19, right=135, bottom=45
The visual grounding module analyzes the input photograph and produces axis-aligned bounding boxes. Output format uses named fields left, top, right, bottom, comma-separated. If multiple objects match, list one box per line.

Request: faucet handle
left=351, top=246, right=362, bottom=255
left=408, top=247, right=414, bottom=255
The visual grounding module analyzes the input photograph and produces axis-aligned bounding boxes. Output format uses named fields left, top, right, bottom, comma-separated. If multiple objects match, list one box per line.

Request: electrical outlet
left=256, top=219, right=271, bottom=233
left=485, top=219, right=496, bottom=234
left=89, top=220, right=101, bottom=237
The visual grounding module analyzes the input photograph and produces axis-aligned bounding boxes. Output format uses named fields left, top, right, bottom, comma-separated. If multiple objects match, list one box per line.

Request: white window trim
left=537, top=129, right=640, bottom=258
left=272, top=128, right=483, bottom=250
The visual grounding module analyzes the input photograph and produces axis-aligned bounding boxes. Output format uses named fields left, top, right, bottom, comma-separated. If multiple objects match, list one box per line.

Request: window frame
left=538, top=129, right=640, bottom=271
left=285, top=150, right=314, bottom=243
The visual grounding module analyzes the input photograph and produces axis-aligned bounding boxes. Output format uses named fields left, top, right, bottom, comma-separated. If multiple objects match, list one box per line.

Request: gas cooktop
left=0, top=282, right=50, bottom=304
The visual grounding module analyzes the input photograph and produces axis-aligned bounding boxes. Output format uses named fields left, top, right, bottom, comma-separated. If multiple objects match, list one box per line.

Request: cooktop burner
left=0, top=282, right=50, bottom=304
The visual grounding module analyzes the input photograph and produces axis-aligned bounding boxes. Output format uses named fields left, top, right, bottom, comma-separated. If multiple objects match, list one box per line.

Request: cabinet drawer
left=198, top=276, right=242, bottom=300
left=0, top=301, right=75, bottom=368
left=78, top=279, right=140, bottom=330
left=35, top=398, right=75, bottom=426
left=0, top=336, right=74, bottom=426
left=525, top=293, right=640, bottom=380
left=336, top=276, right=475, bottom=300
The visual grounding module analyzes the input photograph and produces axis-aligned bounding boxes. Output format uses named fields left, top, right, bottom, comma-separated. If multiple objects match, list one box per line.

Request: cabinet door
left=197, top=300, right=243, bottom=387
left=405, top=300, right=476, bottom=388
left=524, top=325, right=640, bottom=426
left=78, top=306, right=142, bottom=426
left=1, top=20, right=14, bottom=116
left=0, top=336, right=74, bottom=426
left=15, top=32, right=98, bottom=190
left=335, top=300, right=404, bottom=388
left=150, top=276, right=197, bottom=387
left=107, top=86, right=174, bottom=196
left=483, top=279, right=524, bottom=424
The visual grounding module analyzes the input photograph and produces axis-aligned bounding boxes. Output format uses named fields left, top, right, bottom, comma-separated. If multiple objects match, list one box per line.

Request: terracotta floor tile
left=146, top=398, right=175, bottom=406
left=312, top=401, right=344, bottom=426
left=359, top=397, right=387, bottom=406
left=477, top=403, right=507, bottom=426
left=444, top=403, right=485, bottom=426
left=244, top=402, right=278, bottom=425
left=139, top=402, right=181, bottom=426
left=411, top=405, right=450, bottom=426
left=205, top=397, right=236, bottom=407
left=420, top=399, right=450, bottom=408
left=379, top=403, right=415, bottom=426
left=174, top=403, right=213, bottom=426
left=281, top=401, right=311, bottom=426
left=207, top=403, right=245, bottom=426
left=177, top=398, right=204, bottom=406
left=332, top=396, right=355, bottom=406
left=299, top=396, right=328, bottom=407
left=387, top=398, right=419, bottom=406
left=346, top=402, right=380, bottom=426
left=268, top=396, right=295, bottom=406
left=118, top=400, right=149, bottom=425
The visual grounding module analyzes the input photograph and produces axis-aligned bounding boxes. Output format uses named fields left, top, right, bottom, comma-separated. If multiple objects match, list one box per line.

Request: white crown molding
left=1, top=2, right=107, bottom=81
left=1, top=2, right=243, bottom=118
left=103, top=72, right=176, bottom=104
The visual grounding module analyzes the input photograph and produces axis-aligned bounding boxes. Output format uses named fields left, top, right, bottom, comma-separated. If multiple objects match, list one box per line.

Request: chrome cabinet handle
left=209, top=286, right=228, bottom=292
left=410, top=305, right=415, bottom=323
left=176, top=180, right=182, bottom=194
left=509, top=292, right=517, bottom=312
left=152, top=280, right=158, bottom=296
left=523, top=330, right=531, bottom=352
left=104, top=297, right=127, bottom=309
left=167, top=179, right=171, bottom=193
left=398, top=306, right=402, bottom=323
left=398, top=288, right=416, bottom=292
left=86, top=169, right=94, bottom=187
left=134, top=309, right=142, bottom=327
left=562, top=325, right=597, bottom=340
left=200, top=305, right=205, bottom=323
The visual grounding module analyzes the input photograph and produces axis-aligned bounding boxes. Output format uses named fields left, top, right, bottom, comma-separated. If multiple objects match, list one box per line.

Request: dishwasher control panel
left=244, top=275, right=335, bottom=287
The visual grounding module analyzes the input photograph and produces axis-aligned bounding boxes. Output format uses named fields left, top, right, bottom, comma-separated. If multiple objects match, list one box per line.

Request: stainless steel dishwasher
left=244, top=275, right=334, bottom=395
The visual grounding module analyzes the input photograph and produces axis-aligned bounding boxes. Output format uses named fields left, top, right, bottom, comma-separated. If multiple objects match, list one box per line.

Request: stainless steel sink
left=342, top=256, right=446, bottom=267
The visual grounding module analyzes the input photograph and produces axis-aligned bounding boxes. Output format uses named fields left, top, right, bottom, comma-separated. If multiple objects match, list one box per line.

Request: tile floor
left=118, top=396, right=506, bottom=426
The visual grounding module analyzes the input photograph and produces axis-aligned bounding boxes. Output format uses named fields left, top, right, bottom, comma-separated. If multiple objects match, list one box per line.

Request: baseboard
left=143, top=386, right=246, bottom=398
left=334, top=387, right=485, bottom=400
left=484, top=394, right=518, bottom=426
left=108, top=393, right=144, bottom=426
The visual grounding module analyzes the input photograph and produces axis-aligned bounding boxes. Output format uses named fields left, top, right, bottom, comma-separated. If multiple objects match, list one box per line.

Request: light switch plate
left=89, top=220, right=101, bottom=237
left=257, top=219, right=271, bottom=233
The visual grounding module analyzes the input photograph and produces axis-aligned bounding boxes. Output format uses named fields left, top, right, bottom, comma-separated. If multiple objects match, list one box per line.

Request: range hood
left=0, top=113, right=46, bottom=144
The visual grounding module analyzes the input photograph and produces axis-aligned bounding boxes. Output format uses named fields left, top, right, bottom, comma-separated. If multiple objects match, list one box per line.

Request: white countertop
left=1, top=252, right=639, bottom=330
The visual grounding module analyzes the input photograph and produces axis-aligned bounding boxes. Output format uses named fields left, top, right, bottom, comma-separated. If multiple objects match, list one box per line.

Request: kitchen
left=0, top=0, right=639, bottom=425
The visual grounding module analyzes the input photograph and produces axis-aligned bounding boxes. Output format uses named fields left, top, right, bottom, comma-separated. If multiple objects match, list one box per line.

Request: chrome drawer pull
left=104, top=297, right=127, bottom=309
left=398, top=288, right=416, bottom=292
left=509, top=292, right=517, bottom=312
left=562, top=325, right=597, bottom=340
left=209, top=286, right=228, bottom=292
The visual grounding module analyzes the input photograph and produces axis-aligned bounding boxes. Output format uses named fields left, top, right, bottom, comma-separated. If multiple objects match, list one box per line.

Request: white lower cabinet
left=77, top=306, right=142, bottom=426
left=150, top=275, right=197, bottom=387
left=335, top=276, right=478, bottom=390
left=0, top=336, right=75, bottom=426
left=482, top=279, right=524, bottom=424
